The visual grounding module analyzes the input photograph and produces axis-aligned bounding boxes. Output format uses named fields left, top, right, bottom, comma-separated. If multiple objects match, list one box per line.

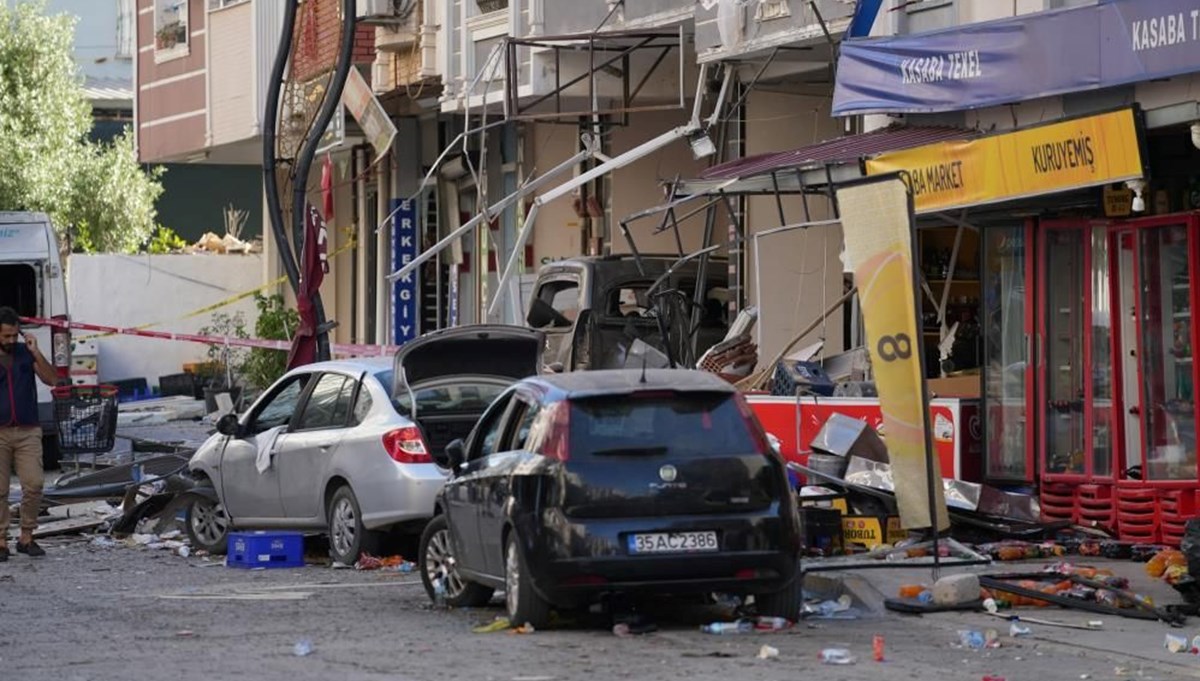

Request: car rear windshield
left=568, top=392, right=758, bottom=459
left=375, top=370, right=505, bottom=417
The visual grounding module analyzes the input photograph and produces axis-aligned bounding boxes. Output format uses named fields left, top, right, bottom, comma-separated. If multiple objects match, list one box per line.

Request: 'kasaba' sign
left=866, top=108, right=1145, bottom=214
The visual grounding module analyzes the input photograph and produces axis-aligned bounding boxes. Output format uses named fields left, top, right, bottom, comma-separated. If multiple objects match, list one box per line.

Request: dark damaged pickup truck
left=524, top=254, right=731, bottom=372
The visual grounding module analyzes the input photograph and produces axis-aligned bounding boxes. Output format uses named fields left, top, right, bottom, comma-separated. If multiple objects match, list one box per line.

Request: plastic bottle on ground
left=754, top=616, right=792, bottom=631
left=700, top=620, right=754, bottom=635
left=819, top=648, right=857, bottom=665
left=873, top=635, right=885, bottom=662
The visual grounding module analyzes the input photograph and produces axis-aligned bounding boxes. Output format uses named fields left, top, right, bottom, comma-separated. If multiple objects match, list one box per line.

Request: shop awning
left=834, top=0, right=1200, bottom=116
left=675, top=124, right=977, bottom=196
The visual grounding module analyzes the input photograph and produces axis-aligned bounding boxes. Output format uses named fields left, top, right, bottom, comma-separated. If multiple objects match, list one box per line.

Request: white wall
left=67, top=253, right=263, bottom=386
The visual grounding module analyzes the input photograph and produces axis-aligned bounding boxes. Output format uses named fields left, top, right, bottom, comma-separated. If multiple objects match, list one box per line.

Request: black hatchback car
left=417, top=369, right=803, bottom=628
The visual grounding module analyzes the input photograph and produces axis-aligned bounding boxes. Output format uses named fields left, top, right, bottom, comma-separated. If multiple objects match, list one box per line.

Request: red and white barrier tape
left=21, top=316, right=400, bottom=358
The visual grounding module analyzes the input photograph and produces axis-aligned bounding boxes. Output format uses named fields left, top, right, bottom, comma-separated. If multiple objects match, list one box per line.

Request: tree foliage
left=0, top=1, right=164, bottom=252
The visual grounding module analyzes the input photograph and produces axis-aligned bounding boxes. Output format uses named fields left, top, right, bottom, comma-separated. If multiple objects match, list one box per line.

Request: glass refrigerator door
left=1043, top=228, right=1087, bottom=476
left=1137, top=224, right=1197, bottom=481
left=983, top=225, right=1033, bottom=480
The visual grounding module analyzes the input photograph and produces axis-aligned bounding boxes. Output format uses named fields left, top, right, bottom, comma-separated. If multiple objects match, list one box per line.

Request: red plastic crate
left=1040, top=483, right=1077, bottom=523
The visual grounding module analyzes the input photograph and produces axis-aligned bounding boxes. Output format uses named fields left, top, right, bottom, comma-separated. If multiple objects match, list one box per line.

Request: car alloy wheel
left=330, top=495, right=358, bottom=560
left=425, top=526, right=467, bottom=599
left=505, top=538, right=521, bottom=616
left=185, top=497, right=229, bottom=555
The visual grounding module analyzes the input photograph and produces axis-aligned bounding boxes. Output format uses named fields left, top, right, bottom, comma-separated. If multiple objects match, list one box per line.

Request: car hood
left=393, top=324, right=543, bottom=389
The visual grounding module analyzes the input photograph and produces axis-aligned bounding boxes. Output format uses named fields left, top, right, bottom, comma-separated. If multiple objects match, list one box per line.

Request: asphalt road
left=1, top=537, right=1194, bottom=681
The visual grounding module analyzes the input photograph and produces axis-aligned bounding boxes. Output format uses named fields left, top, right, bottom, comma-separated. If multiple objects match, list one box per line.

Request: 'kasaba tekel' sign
left=865, top=108, right=1145, bottom=214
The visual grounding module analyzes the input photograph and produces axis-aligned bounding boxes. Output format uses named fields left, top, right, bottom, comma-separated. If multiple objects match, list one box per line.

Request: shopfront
left=860, top=105, right=1200, bottom=542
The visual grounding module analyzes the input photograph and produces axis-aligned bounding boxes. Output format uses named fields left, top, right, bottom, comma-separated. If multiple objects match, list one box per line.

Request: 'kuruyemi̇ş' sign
left=865, top=108, right=1145, bottom=214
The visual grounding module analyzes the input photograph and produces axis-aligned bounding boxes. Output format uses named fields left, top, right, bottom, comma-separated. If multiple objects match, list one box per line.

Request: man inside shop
left=0, top=306, right=56, bottom=561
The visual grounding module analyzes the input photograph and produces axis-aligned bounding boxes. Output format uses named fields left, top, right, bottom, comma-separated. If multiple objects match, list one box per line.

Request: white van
left=0, top=212, right=73, bottom=468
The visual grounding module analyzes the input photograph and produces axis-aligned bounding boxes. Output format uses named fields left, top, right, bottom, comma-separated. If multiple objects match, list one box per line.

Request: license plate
left=627, top=531, right=718, bottom=555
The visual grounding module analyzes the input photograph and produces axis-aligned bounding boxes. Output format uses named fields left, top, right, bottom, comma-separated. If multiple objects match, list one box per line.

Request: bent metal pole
left=487, top=64, right=730, bottom=321
left=385, top=147, right=595, bottom=282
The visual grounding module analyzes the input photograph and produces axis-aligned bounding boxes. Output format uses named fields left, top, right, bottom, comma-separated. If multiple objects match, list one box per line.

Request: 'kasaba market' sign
left=834, top=0, right=1200, bottom=116
left=865, top=108, right=1144, bottom=214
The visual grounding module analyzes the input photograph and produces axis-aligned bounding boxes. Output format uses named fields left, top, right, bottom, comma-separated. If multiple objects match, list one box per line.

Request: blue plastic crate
left=227, top=531, right=305, bottom=569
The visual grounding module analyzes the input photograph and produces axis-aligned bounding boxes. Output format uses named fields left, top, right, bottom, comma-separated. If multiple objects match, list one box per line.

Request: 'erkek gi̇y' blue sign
left=390, top=199, right=419, bottom=345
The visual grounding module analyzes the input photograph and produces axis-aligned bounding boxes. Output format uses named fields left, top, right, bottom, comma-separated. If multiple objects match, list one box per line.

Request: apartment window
left=208, top=0, right=248, bottom=9
left=154, top=0, right=189, bottom=62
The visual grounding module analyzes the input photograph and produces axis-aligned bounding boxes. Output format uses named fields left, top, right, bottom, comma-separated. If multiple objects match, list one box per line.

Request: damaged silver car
left=183, top=326, right=543, bottom=565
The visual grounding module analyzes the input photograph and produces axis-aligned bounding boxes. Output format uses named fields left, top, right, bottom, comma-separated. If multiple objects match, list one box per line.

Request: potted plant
left=241, top=293, right=299, bottom=392
left=197, top=311, right=250, bottom=413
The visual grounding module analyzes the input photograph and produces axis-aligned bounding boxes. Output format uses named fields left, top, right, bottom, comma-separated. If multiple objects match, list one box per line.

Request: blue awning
left=834, top=0, right=1200, bottom=116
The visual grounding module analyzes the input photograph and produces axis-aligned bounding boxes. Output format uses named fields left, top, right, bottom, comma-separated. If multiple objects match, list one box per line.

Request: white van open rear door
left=0, top=213, right=71, bottom=413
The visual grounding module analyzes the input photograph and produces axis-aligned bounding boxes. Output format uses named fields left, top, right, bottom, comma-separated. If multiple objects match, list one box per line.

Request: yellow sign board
left=866, top=108, right=1144, bottom=214
left=836, top=178, right=949, bottom=531
left=842, top=516, right=907, bottom=550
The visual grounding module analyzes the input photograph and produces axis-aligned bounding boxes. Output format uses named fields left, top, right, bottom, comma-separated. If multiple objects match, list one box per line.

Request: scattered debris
left=802, top=595, right=860, bottom=619
left=510, top=623, right=535, bottom=635
left=292, top=639, right=314, bottom=657
left=756, top=644, right=779, bottom=660
left=700, top=620, right=753, bottom=634
left=1164, top=633, right=1189, bottom=653
left=873, top=634, right=885, bottom=662
left=473, top=618, right=513, bottom=634
left=175, top=630, right=195, bottom=638
left=933, top=573, right=981, bottom=606
left=818, top=648, right=856, bottom=665
left=354, top=553, right=415, bottom=572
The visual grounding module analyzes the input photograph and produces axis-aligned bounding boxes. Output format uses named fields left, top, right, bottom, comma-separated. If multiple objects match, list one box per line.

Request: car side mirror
left=527, top=298, right=571, bottom=329
left=437, top=438, right=466, bottom=471
left=216, top=413, right=242, bottom=437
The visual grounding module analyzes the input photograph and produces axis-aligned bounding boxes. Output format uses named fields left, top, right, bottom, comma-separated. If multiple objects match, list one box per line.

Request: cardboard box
left=842, top=515, right=906, bottom=550
left=927, top=374, right=980, bottom=398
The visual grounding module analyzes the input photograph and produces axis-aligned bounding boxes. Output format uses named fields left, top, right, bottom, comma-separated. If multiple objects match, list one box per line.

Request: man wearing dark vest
left=0, top=306, right=56, bottom=561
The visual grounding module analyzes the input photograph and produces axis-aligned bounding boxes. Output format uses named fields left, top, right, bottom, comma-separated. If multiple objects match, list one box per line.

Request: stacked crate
left=1115, top=485, right=1160, bottom=543
left=1075, top=484, right=1116, bottom=530
left=68, top=340, right=98, bottom=386
left=1159, top=489, right=1199, bottom=546
left=1040, top=482, right=1076, bottom=523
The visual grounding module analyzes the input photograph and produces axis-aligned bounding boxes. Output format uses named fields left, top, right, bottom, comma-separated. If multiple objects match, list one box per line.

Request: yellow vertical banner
left=836, top=177, right=949, bottom=531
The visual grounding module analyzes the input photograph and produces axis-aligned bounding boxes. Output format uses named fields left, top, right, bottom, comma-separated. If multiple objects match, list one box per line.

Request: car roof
left=283, top=356, right=392, bottom=379
left=523, top=369, right=736, bottom=400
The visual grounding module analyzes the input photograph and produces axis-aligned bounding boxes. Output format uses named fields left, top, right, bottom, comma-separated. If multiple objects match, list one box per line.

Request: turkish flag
left=286, top=203, right=329, bottom=369
left=321, top=154, right=334, bottom=222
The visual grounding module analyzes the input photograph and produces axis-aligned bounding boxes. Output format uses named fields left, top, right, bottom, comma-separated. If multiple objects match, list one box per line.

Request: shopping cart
left=52, top=384, right=119, bottom=470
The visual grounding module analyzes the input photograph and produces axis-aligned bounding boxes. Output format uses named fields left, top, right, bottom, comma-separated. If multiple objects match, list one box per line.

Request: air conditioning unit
left=357, top=0, right=418, bottom=25
left=359, top=0, right=420, bottom=51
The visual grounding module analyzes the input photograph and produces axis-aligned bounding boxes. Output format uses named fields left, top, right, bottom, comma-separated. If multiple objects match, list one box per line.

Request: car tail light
left=51, top=315, right=70, bottom=383
left=382, top=427, right=432, bottom=464
left=539, top=401, right=571, bottom=462
left=734, top=394, right=774, bottom=456
left=735, top=568, right=778, bottom=580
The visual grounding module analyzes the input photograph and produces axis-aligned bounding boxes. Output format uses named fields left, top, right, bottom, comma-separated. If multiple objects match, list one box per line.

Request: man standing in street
left=0, top=306, right=56, bottom=561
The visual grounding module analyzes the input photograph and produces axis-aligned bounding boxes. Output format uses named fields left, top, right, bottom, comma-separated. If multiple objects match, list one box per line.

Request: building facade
left=832, top=0, right=1200, bottom=543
